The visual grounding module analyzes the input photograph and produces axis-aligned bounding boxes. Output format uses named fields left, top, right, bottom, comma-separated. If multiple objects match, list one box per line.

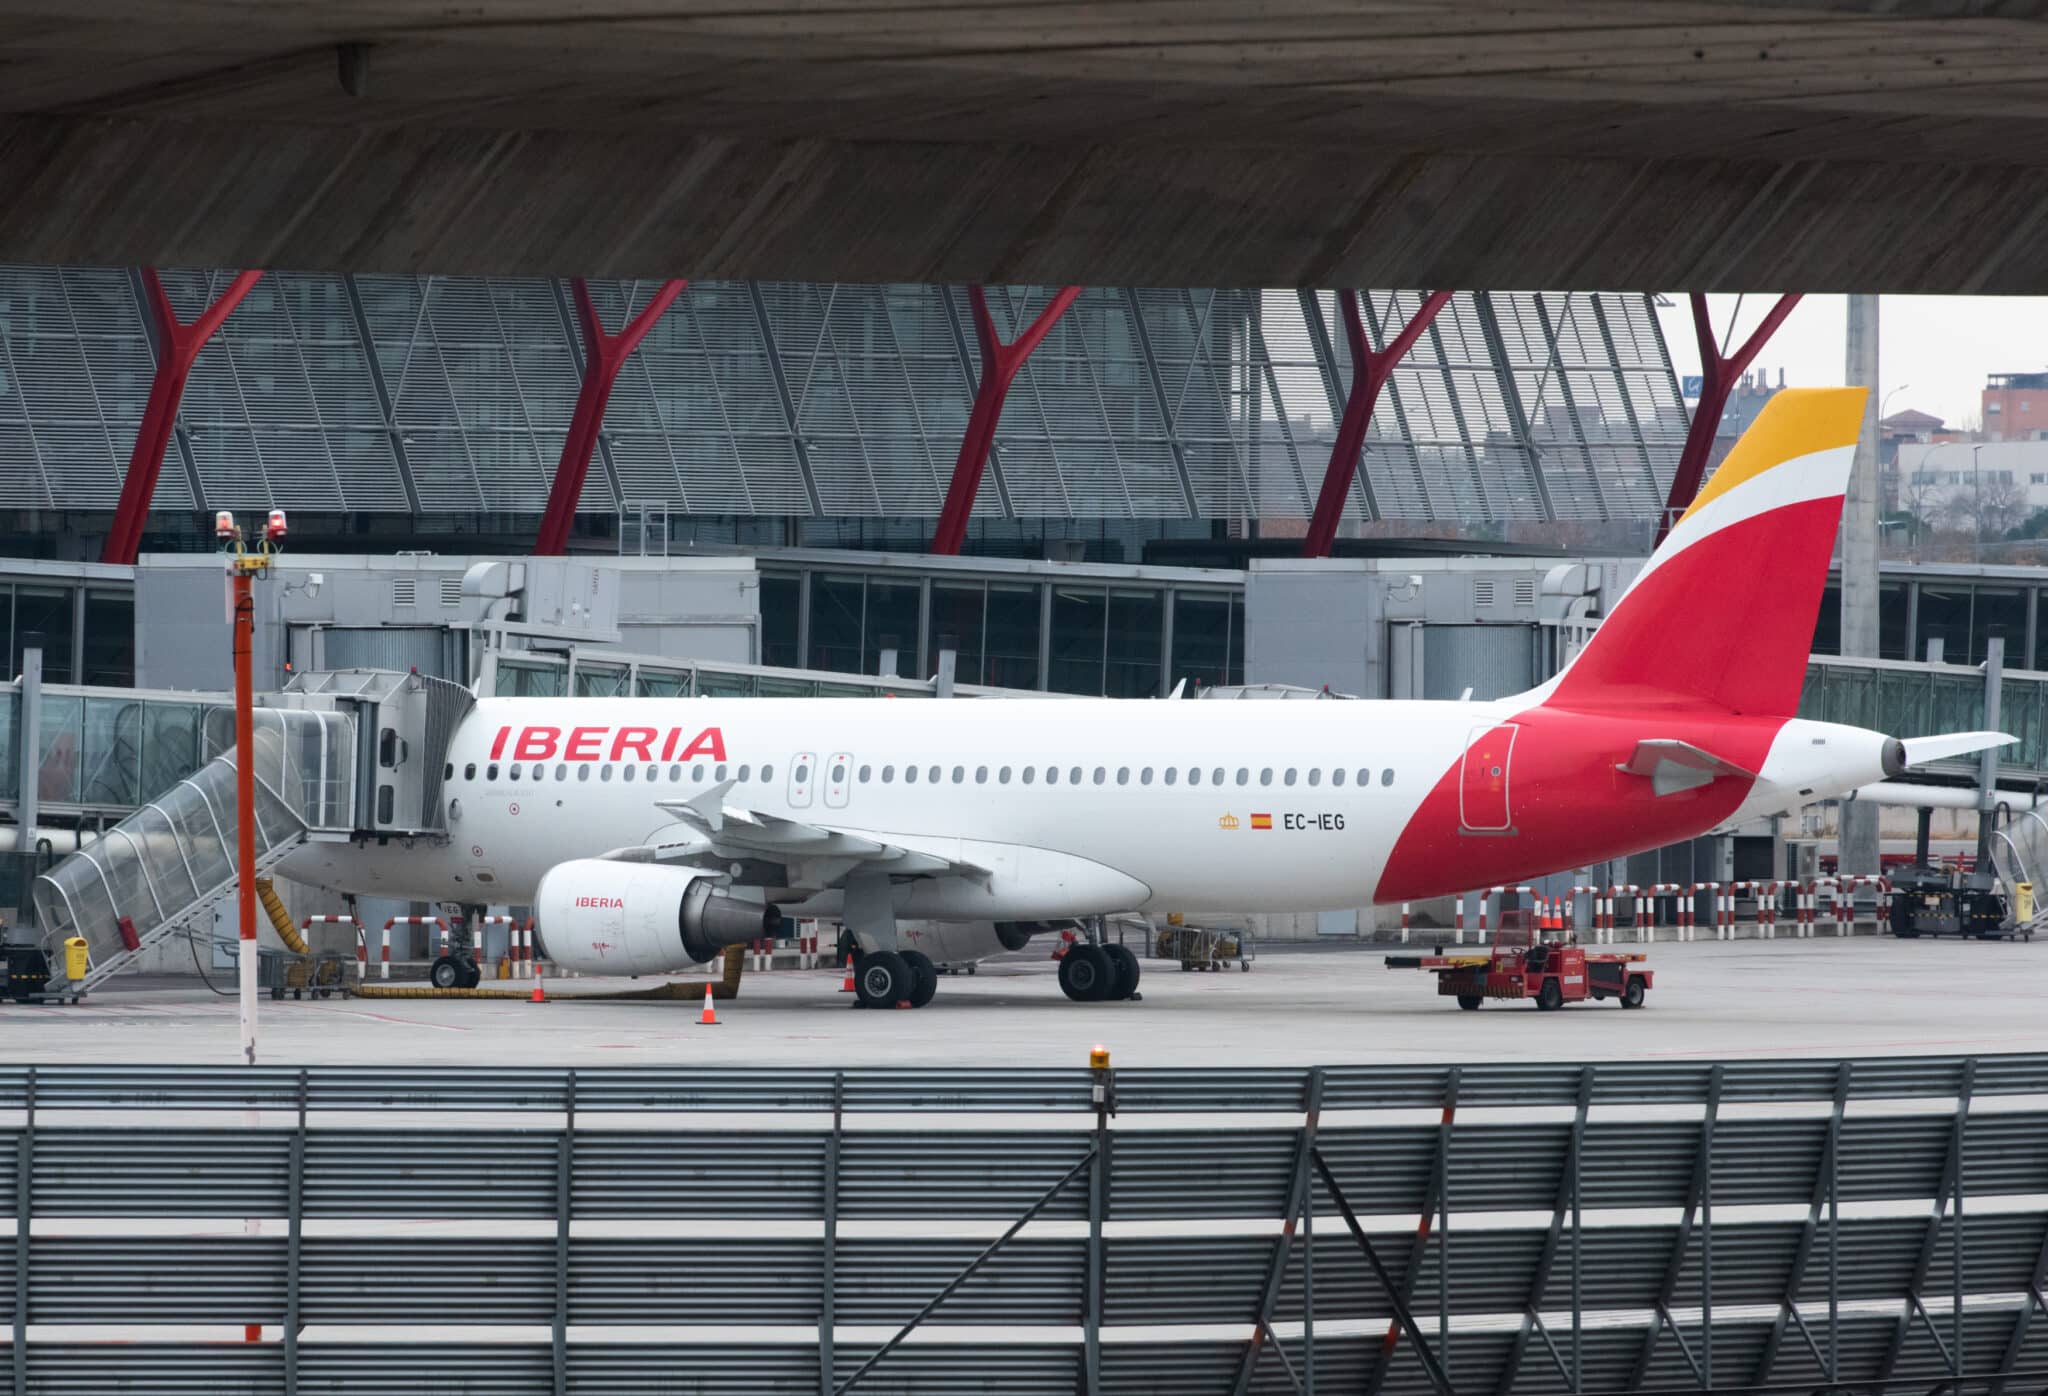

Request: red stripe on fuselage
left=1378, top=496, right=1831, bottom=903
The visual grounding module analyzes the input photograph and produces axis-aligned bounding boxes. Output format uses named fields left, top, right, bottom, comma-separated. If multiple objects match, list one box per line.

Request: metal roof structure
left=0, top=266, right=1687, bottom=529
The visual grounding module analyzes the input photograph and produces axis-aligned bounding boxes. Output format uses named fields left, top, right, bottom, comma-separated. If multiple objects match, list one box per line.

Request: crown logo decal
left=1218, top=813, right=1241, bottom=830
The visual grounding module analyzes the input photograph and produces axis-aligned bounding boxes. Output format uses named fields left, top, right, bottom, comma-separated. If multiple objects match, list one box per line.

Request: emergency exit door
left=1460, top=723, right=1517, bottom=832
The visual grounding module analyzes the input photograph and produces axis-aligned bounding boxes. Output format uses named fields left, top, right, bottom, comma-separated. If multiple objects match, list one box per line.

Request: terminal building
left=0, top=267, right=2033, bottom=955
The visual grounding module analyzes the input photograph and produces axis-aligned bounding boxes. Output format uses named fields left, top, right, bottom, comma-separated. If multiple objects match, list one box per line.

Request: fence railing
left=4, top=1055, right=2047, bottom=1394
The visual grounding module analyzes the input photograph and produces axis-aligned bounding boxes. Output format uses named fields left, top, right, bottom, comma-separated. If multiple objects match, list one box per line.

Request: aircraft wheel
left=1103, top=945, right=1141, bottom=1001
left=1457, top=994, right=1483, bottom=1011
left=1621, top=976, right=1646, bottom=1009
left=430, top=955, right=465, bottom=990
left=459, top=959, right=483, bottom=989
left=1059, top=945, right=1115, bottom=1002
left=855, top=950, right=911, bottom=1009
left=837, top=928, right=860, bottom=965
left=1536, top=978, right=1563, bottom=1012
left=901, top=950, right=939, bottom=1008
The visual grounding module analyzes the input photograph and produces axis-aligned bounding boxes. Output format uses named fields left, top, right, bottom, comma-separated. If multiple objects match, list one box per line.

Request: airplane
left=276, top=386, right=2010, bottom=1008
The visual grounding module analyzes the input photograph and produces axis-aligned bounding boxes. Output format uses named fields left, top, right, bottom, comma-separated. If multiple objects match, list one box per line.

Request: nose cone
left=1882, top=737, right=1907, bottom=778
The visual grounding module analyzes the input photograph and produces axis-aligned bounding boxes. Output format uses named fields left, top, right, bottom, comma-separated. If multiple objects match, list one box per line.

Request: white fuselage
left=279, top=695, right=1481, bottom=916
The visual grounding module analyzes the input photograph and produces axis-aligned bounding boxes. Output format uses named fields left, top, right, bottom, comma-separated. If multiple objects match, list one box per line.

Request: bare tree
left=1946, top=476, right=2028, bottom=539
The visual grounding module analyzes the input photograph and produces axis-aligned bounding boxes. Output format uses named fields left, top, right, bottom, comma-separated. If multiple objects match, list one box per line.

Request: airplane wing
left=1617, top=739, right=1757, bottom=797
left=607, top=781, right=992, bottom=891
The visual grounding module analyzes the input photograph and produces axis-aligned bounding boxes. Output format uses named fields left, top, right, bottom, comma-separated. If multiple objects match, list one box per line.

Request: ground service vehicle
left=1385, top=914, right=1653, bottom=1010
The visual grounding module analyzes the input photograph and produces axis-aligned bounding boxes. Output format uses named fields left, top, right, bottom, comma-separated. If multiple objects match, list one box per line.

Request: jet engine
left=534, top=860, right=781, bottom=976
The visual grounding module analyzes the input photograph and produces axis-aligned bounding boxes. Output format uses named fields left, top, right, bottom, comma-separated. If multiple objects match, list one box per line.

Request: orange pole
left=233, top=566, right=259, bottom=1065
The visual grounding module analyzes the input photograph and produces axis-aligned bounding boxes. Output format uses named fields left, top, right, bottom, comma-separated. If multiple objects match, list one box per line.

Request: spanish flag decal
left=1250, top=813, right=1273, bottom=830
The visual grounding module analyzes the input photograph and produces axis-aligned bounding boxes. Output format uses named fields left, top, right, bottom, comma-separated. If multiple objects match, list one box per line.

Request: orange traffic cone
left=840, top=954, right=856, bottom=993
left=529, top=967, right=545, bottom=1004
left=699, top=981, right=720, bottom=1026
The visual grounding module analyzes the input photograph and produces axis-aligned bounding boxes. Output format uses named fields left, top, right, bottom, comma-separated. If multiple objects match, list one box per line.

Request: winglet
left=658, top=778, right=738, bottom=833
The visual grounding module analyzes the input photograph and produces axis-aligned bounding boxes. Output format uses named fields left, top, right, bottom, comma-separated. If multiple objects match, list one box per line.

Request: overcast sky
left=1655, top=294, right=2048, bottom=430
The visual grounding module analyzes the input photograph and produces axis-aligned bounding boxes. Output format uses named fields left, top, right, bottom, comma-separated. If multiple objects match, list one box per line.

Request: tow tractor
left=1384, top=902, right=1653, bottom=1011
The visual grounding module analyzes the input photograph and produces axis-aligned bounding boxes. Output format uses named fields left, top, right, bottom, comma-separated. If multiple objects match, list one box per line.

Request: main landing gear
left=850, top=947, right=939, bottom=1010
left=1058, top=935, right=1142, bottom=1004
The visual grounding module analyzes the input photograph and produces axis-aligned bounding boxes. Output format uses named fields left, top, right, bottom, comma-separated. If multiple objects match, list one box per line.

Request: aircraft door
left=788, top=752, right=817, bottom=809
left=1459, top=723, right=1517, bottom=832
left=824, top=752, right=853, bottom=809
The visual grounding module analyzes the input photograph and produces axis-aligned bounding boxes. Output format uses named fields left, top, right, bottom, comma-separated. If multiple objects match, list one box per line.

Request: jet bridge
left=30, top=669, right=471, bottom=993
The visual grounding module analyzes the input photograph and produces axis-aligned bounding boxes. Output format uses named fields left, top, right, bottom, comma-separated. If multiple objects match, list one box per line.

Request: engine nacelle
left=535, top=860, right=781, bottom=976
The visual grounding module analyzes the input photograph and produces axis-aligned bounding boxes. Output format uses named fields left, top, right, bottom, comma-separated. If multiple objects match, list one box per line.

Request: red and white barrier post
left=383, top=915, right=449, bottom=970
left=301, top=914, right=366, bottom=978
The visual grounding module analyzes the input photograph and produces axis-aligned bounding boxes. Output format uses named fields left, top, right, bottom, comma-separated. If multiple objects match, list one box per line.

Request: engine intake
left=534, top=860, right=782, bottom=976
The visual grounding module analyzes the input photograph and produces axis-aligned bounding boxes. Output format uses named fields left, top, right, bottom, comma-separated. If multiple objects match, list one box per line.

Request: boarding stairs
left=30, top=670, right=470, bottom=994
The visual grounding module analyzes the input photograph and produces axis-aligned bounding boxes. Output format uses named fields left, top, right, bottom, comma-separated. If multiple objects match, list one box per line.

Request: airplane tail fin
left=1543, top=386, right=1867, bottom=717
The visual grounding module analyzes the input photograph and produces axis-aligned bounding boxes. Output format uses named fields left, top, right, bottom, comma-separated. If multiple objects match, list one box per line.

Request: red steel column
left=535, top=277, right=688, bottom=556
left=1301, top=289, right=1453, bottom=558
left=930, top=285, right=1083, bottom=556
left=1654, top=291, right=1803, bottom=543
left=101, top=268, right=262, bottom=565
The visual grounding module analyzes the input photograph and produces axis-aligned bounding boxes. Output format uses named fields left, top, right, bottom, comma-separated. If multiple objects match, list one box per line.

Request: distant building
left=1985, top=372, right=2048, bottom=443
left=1704, top=368, right=1787, bottom=472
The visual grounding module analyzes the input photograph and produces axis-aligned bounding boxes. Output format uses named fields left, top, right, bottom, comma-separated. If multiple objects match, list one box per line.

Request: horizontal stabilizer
left=1900, top=731, right=2015, bottom=767
left=1617, top=739, right=1757, bottom=797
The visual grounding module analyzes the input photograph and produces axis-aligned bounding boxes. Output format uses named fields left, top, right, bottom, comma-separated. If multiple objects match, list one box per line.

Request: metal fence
left=4, top=1055, right=2048, bottom=1394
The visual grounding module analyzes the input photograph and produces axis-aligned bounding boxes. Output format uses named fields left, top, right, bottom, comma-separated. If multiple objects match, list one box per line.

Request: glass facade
left=755, top=558, right=1244, bottom=697
left=1, top=267, right=1686, bottom=542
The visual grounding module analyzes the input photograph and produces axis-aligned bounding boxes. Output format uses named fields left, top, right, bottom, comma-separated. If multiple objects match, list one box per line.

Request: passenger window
left=1357, top=768, right=1371, bottom=786
left=669, top=764, right=681, bottom=781
left=1306, top=768, right=1319, bottom=786
left=716, top=764, right=728, bottom=781
left=761, top=764, right=774, bottom=782
left=464, top=763, right=476, bottom=780
left=1045, top=766, right=1058, bottom=785
left=1163, top=768, right=1177, bottom=786
left=1259, top=768, right=1273, bottom=786
left=444, top=763, right=454, bottom=780
left=998, top=766, right=1010, bottom=784
left=906, top=766, right=919, bottom=784
left=577, top=766, right=591, bottom=782
left=555, top=764, right=568, bottom=781
left=645, top=765, right=656, bottom=782
left=858, top=765, right=871, bottom=783
left=1069, top=766, right=1082, bottom=785
left=1093, top=766, right=1107, bottom=784
left=1117, top=767, right=1130, bottom=785
left=487, top=764, right=499, bottom=780
left=623, top=765, right=636, bottom=782
left=1284, top=768, right=1297, bottom=786
left=1332, top=768, right=1346, bottom=787
left=1211, top=767, right=1224, bottom=786
left=882, top=765, right=895, bottom=783
left=1382, top=768, right=1395, bottom=786
left=738, top=764, right=751, bottom=781
left=509, top=763, right=522, bottom=780
left=952, top=766, right=965, bottom=783
left=1186, top=767, right=1200, bottom=786
left=600, top=765, right=613, bottom=782
left=830, top=762, right=846, bottom=783
left=1140, top=767, right=1153, bottom=785
left=1022, top=767, right=1034, bottom=785
left=1236, top=768, right=1249, bottom=785
left=934, top=766, right=945, bottom=783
